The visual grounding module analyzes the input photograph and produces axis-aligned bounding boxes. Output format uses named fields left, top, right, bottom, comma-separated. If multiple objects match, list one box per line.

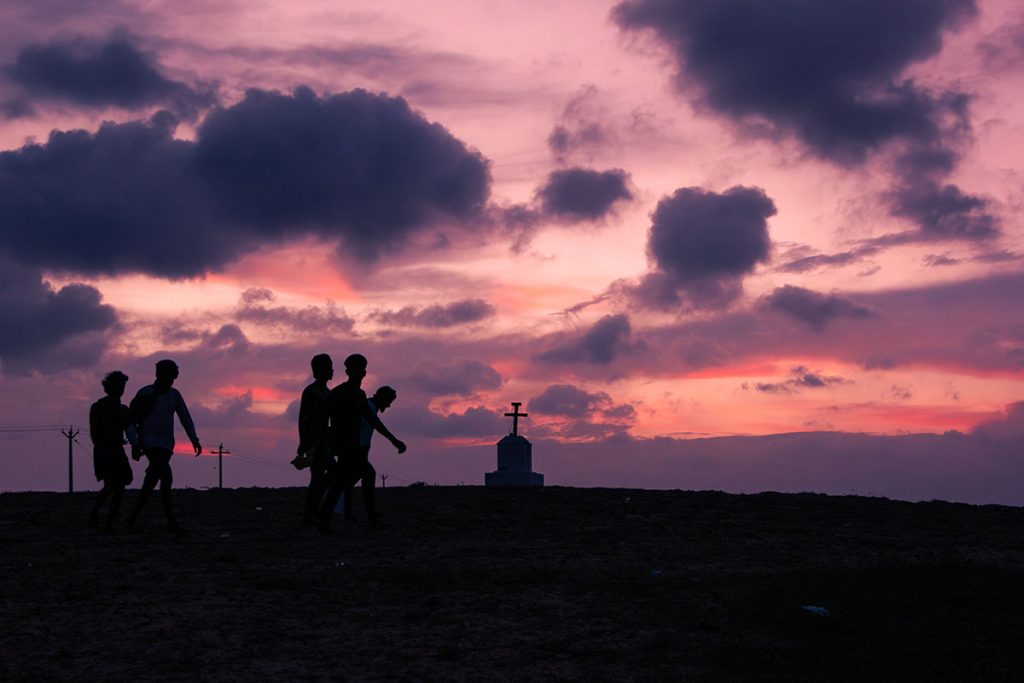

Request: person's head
left=311, top=353, right=334, bottom=382
left=154, top=359, right=179, bottom=387
left=101, top=370, right=129, bottom=399
left=343, top=353, right=368, bottom=382
left=373, top=385, right=397, bottom=412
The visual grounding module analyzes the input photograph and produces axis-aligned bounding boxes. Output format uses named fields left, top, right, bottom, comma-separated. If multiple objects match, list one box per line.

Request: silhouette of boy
left=294, top=353, right=333, bottom=525
left=127, top=359, right=201, bottom=531
left=88, top=371, right=137, bottom=532
left=318, top=354, right=405, bottom=532
left=342, top=385, right=397, bottom=523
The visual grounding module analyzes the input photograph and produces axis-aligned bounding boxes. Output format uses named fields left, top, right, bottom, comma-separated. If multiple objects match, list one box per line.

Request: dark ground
left=2, top=485, right=1024, bottom=681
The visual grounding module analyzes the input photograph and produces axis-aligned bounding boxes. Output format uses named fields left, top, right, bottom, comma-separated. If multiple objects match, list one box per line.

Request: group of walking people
left=88, top=352, right=405, bottom=533
left=292, top=352, right=405, bottom=532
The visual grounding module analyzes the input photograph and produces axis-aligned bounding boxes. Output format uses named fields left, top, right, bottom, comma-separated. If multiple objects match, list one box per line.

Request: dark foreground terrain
left=2, top=486, right=1024, bottom=681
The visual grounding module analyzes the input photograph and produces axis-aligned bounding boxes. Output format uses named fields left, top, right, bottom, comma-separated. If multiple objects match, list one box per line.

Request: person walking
left=293, top=353, right=333, bottom=525
left=127, top=359, right=201, bottom=531
left=342, top=385, right=398, bottom=524
left=318, top=354, right=405, bottom=533
left=88, top=371, right=137, bottom=532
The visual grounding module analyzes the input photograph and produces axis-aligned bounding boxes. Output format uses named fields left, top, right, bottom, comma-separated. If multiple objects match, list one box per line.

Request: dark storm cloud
left=625, top=185, right=774, bottom=310
left=399, top=359, right=503, bottom=397
left=236, top=288, right=355, bottom=334
left=0, top=113, right=232, bottom=278
left=0, top=258, right=117, bottom=375
left=4, top=35, right=215, bottom=118
left=195, top=87, right=490, bottom=259
left=0, top=87, right=491, bottom=278
left=749, top=366, right=850, bottom=395
left=613, top=0, right=999, bottom=242
left=648, top=185, right=774, bottom=278
left=888, top=178, right=997, bottom=240
left=202, top=324, right=250, bottom=356
left=529, top=384, right=612, bottom=418
left=388, top=404, right=507, bottom=439
left=762, top=285, right=872, bottom=331
left=539, top=314, right=640, bottom=365
left=613, top=0, right=977, bottom=164
left=369, top=299, right=495, bottom=328
left=528, top=384, right=636, bottom=440
left=536, top=168, right=632, bottom=221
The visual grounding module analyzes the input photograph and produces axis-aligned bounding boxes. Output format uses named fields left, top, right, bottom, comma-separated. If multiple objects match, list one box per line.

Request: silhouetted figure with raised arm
left=127, top=359, right=201, bottom=532
left=343, top=385, right=398, bottom=523
left=293, top=353, right=333, bottom=525
left=318, top=354, right=405, bottom=533
left=88, top=371, right=137, bottom=532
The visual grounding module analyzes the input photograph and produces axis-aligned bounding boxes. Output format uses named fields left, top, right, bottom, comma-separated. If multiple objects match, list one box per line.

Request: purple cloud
left=236, top=288, right=355, bottom=334
left=399, top=359, right=503, bottom=397
left=613, top=0, right=977, bottom=164
left=536, top=167, right=632, bottom=221
left=762, top=286, right=872, bottom=331
left=5, top=35, right=215, bottom=118
left=0, top=258, right=117, bottom=375
left=625, top=186, right=775, bottom=310
left=388, top=404, right=507, bottom=439
left=614, top=0, right=998, bottom=242
left=528, top=383, right=636, bottom=440
left=370, top=299, right=495, bottom=328
left=750, top=366, right=851, bottom=395
left=0, top=87, right=492, bottom=278
left=530, top=384, right=611, bottom=418
left=539, top=313, right=639, bottom=365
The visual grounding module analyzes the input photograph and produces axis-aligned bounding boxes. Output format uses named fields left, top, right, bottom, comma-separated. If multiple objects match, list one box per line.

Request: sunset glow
left=1, top=0, right=1023, bottom=502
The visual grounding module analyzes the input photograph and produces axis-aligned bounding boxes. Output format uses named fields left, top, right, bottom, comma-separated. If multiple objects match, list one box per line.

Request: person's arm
left=361, top=401, right=406, bottom=453
left=123, top=406, right=139, bottom=446
left=89, top=403, right=102, bottom=448
left=174, top=391, right=202, bottom=456
left=297, top=388, right=312, bottom=456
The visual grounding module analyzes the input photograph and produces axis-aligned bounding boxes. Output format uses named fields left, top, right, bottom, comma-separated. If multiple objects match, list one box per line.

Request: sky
left=1, top=0, right=1023, bottom=502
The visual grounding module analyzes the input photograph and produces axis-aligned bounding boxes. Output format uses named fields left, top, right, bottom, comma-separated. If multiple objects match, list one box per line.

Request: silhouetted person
left=127, top=359, right=201, bottom=531
left=343, top=385, right=398, bottom=522
left=318, top=354, right=405, bottom=533
left=293, top=353, right=333, bottom=525
left=88, top=371, right=137, bottom=532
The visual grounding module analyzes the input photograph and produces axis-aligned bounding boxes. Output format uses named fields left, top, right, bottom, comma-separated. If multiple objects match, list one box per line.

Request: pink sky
left=1, top=0, right=1023, bottom=501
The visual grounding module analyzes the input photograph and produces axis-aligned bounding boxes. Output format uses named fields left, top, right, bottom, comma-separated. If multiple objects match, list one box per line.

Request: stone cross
left=504, top=402, right=528, bottom=437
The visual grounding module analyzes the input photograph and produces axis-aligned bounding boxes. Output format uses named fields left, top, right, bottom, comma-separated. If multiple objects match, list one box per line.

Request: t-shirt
left=132, top=385, right=198, bottom=451
left=326, top=382, right=369, bottom=453
left=90, top=396, right=136, bottom=455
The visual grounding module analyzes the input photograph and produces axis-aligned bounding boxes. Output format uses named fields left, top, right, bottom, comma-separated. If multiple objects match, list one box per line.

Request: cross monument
left=505, top=402, right=527, bottom=436
left=486, top=401, right=543, bottom=487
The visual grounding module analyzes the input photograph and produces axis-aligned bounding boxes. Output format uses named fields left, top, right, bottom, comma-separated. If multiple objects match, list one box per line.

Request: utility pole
left=380, top=473, right=388, bottom=489
left=61, top=425, right=79, bottom=493
left=213, top=443, right=231, bottom=489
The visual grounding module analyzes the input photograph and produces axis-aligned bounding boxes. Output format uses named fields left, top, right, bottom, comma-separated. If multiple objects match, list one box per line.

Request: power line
left=0, top=425, right=69, bottom=433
